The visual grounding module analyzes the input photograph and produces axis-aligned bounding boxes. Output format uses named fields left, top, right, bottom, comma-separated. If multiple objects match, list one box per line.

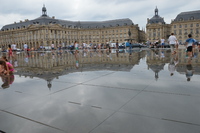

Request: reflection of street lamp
left=128, top=29, right=131, bottom=39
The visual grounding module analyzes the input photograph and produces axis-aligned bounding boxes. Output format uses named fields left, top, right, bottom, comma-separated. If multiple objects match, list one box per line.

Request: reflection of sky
left=12, top=75, right=40, bottom=83
left=1, top=50, right=200, bottom=133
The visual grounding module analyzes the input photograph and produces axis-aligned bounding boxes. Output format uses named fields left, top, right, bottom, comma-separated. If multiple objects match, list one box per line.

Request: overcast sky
left=0, top=0, right=200, bottom=30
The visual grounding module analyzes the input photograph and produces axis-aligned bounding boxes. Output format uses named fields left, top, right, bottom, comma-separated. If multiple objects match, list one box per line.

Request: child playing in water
left=1, top=56, right=15, bottom=74
left=0, top=60, right=9, bottom=75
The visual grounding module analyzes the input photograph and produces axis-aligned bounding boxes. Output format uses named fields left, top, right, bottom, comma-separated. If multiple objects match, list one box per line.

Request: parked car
left=67, top=45, right=74, bottom=50
left=119, top=43, right=125, bottom=49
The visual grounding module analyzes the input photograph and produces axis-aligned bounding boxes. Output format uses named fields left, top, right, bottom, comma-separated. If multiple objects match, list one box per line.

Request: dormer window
left=179, top=17, right=183, bottom=21
left=190, top=16, right=194, bottom=20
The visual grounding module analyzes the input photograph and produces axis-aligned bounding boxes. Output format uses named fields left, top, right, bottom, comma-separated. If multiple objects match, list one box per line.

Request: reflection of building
left=146, top=49, right=200, bottom=80
left=146, top=7, right=200, bottom=44
left=146, top=49, right=170, bottom=80
left=13, top=50, right=146, bottom=88
left=0, top=5, right=146, bottom=50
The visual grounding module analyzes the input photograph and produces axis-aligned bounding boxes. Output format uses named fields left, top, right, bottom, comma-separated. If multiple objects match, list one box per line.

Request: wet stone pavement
left=0, top=48, right=200, bottom=133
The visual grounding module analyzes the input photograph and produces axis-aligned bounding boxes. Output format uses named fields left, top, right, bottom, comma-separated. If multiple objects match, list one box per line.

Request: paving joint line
left=0, top=110, right=67, bottom=133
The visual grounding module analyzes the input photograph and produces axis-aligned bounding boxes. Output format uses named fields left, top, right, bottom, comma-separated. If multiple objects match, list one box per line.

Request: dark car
left=67, top=45, right=74, bottom=50
left=119, top=43, right=125, bottom=49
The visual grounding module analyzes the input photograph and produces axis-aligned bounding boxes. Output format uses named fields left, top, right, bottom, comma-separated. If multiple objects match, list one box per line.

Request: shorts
left=187, top=46, right=192, bottom=52
left=161, top=43, right=164, bottom=45
left=75, top=47, right=79, bottom=50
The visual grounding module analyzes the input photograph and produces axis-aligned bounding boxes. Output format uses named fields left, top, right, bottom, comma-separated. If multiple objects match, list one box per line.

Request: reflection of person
left=160, top=50, right=165, bottom=58
left=168, top=54, right=179, bottom=76
left=74, top=52, right=79, bottom=69
left=75, top=60, right=79, bottom=69
left=185, top=61, right=194, bottom=82
left=0, top=74, right=15, bottom=89
left=24, top=43, right=28, bottom=52
left=168, top=33, right=178, bottom=54
left=7, top=44, right=13, bottom=58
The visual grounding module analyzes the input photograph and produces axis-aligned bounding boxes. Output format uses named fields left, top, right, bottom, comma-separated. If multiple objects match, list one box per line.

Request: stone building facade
left=146, top=7, right=171, bottom=44
left=146, top=7, right=200, bottom=44
left=171, top=10, right=200, bottom=44
left=0, top=6, right=146, bottom=50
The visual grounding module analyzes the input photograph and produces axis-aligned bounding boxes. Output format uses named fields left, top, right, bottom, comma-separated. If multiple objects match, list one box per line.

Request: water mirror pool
left=0, top=48, right=200, bottom=133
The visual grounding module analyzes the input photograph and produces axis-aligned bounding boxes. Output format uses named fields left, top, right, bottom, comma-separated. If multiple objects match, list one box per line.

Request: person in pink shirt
left=1, top=56, right=15, bottom=74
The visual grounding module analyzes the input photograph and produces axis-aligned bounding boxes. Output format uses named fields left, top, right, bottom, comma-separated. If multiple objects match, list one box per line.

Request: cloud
left=0, top=0, right=200, bottom=29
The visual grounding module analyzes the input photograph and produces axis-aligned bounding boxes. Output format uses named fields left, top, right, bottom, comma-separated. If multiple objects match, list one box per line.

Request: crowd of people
left=150, top=33, right=200, bottom=54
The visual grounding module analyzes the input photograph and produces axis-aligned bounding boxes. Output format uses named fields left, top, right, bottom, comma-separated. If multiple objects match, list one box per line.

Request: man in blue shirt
left=185, top=34, right=195, bottom=59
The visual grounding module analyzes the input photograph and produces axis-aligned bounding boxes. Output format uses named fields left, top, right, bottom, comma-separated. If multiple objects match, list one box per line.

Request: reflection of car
left=119, top=49, right=125, bottom=53
left=132, top=43, right=147, bottom=48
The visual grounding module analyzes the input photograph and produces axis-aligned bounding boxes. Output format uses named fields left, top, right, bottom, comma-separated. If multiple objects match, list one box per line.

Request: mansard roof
left=148, top=15, right=165, bottom=24
left=174, top=10, right=200, bottom=21
left=1, top=16, right=133, bottom=31
left=147, top=7, right=165, bottom=24
left=1, top=6, right=134, bottom=31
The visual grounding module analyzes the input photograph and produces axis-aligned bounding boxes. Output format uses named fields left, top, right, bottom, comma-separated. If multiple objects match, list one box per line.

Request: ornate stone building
left=146, top=7, right=171, bottom=43
left=0, top=6, right=146, bottom=50
left=171, top=10, right=200, bottom=44
left=147, top=7, right=200, bottom=44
